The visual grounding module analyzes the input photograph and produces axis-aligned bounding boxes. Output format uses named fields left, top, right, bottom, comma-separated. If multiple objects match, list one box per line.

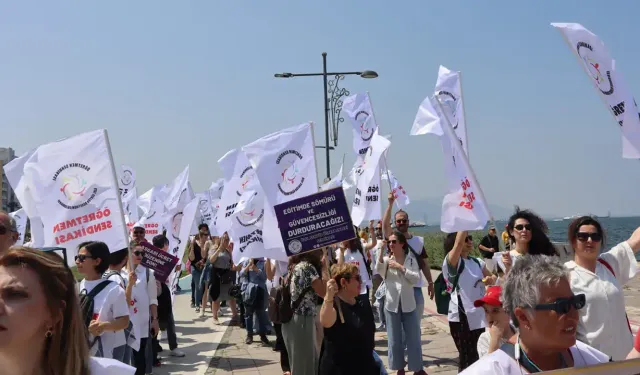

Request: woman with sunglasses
left=0, top=247, right=135, bottom=374
left=443, top=231, right=496, bottom=371
left=377, top=231, right=425, bottom=375
left=565, top=216, right=640, bottom=361
left=461, top=255, right=609, bottom=374
left=500, top=208, right=557, bottom=275
left=189, top=224, right=210, bottom=314
left=319, top=263, right=379, bottom=375
left=76, top=242, right=130, bottom=360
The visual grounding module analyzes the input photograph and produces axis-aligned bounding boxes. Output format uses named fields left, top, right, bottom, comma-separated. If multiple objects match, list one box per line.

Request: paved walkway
left=152, top=268, right=640, bottom=375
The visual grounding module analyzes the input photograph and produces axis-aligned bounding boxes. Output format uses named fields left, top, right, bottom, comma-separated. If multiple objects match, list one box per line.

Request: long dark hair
left=507, top=207, right=557, bottom=256
left=389, top=231, right=410, bottom=256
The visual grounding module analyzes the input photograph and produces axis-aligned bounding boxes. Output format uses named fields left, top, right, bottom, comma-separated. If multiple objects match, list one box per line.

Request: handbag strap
left=449, top=258, right=466, bottom=294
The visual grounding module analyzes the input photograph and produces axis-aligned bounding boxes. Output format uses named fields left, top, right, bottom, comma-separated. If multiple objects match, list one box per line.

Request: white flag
left=216, top=149, right=266, bottom=263
left=411, top=66, right=469, bottom=155
left=3, top=149, right=44, bottom=247
left=118, top=165, right=136, bottom=197
left=320, top=163, right=344, bottom=191
left=168, top=197, right=199, bottom=300
left=552, top=22, right=640, bottom=159
left=431, top=96, right=491, bottom=232
left=122, top=187, right=139, bottom=232
left=163, top=166, right=191, bottom=213
left=382, top=169, right=410, bottom=209
left=342, top=93, right=379, bottom=156
left=241, top=122, right=318, bottom=256
left=163, top=167, right=194, bottom=256
left=195, top=192, right=215, bottom=229
left=19, top=130, right=128, bottom=260
left=209, top=178, right=225, bottom=200
left=135, top=186, right=166, bottom=241
left=351, top=130, right=391, bottom=226
left=9, top=208, right=27, bottom=246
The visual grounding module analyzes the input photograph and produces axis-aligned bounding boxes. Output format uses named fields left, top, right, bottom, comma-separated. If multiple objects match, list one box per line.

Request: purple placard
left=274, top=187, right=356, bottom=257
left=139, top=242, right=179, bottom=283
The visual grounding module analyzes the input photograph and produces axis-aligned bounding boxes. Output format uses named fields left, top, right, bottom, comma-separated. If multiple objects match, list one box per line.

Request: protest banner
left=139, top=242, right=179, bottom=283
left=274, top=187, right=355, bottom=257
left=540, top=358, right=640, bottom=374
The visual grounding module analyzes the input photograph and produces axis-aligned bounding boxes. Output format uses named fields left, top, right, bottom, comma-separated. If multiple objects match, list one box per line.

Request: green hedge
left=423, top=231, right=485, bottom=270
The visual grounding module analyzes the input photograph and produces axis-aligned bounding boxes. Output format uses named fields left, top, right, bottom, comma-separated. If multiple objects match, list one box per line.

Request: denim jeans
left=245, top=287, right=269, bottom=336
left=385, top=302, right=423, bottom=372
left=191, top=266, right=204, bottom=308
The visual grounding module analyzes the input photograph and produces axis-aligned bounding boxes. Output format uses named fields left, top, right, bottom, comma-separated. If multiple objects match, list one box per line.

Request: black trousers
left=449, top=311, right=483, bottom=371
left=133, top=337, right=151, bottom=375
left=273, top=323, right=291, bottom=372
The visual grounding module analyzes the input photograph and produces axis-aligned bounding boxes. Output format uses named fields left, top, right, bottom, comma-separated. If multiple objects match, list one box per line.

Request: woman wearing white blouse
left=376, top=231, right=426, bottom=375
left=565, top=216, right=640, bottom=361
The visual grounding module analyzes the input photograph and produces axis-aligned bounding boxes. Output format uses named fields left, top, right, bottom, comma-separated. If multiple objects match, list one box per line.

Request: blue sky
left=2, top=1, right=640, bottom=217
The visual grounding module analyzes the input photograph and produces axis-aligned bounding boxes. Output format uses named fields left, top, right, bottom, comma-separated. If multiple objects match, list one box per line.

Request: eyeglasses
left=375, top=227, right=382, bottom=231
left=133, top=230, right=145, bottom=235
left=75, top=254, right=95, bottom=263
left=514, top=224, right=532, bottom=231
left=133, top=251, right=144, bottom=256
left=534, top=294, right=586, bottom=315
left=576, top=232, right=602, bottom=242
left=396, top=219, right=408, bottom=224
left=466, top=235, right=473, bottom=241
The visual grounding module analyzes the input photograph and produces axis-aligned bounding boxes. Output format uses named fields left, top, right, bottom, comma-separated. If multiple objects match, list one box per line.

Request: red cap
left=474, top=286, right=502, bottom=307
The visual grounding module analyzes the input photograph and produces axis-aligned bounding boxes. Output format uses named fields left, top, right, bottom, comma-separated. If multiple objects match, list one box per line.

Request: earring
left=45, top=328, right=53, bottom=338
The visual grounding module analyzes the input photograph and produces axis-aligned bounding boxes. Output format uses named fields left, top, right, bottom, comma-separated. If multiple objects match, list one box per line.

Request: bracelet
left=323, top=298, right=334, bottom=304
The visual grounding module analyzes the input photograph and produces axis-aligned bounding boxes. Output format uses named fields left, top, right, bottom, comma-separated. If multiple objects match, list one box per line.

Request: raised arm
left=364, top=221, right=377, bottom=251
left=382, top=193, right=395, bottom=238
left=446, top=231, right=468, bottom=270
left=319, top=279, right=338, bottom=328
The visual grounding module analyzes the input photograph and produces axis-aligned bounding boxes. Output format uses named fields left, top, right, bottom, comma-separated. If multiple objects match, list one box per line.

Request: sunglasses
left=133, top=251, right=144, bottom=256
left=466, top=235, right=473, bottom=241
left=388, top=239, right=403, bottom=245
left=396, top=219, right=408, bottom=224
left=375, top=227, right=382, bottom=231
left=133, top=231, right=145, bottom=235
left=75, top=254, right=95, bottom=263
left=576, top=232, right=602, bottom=242
left=534, top=294, right=586, bottom=315
left=0, top=225, right=14, bottom=235
left=514, top=224, right=532, bottom=231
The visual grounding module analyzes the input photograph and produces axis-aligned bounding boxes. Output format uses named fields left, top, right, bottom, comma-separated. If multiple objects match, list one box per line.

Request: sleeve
left=600, top=241, right=638, bottom=285
left=477, top=331, right=491, bottom=358
left=147, top=270, right=158, bottom=306
left=401, top=254, right=421, bottom=285
left=109, top=286, right=130, bottom=319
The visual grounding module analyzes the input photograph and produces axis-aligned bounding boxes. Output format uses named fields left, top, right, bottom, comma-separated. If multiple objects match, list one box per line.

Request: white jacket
left=375, top=251, right=421, bottom=313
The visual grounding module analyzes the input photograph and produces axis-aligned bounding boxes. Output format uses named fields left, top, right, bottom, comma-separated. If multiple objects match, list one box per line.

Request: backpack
left=269, top=271, right=313, bottom=324
left=101, top=271, right=138, bottom=341
left=434, top=257, right=481, bottom=315
left=79, top=280, right=113, bottom=345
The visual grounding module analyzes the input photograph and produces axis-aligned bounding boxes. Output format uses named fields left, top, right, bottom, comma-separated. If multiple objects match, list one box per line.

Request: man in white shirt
left=0, top=211, right=19, bottom=255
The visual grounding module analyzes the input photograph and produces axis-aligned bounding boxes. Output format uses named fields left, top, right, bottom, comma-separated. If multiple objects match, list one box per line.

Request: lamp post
left=274, top=52, right=378, bottom=179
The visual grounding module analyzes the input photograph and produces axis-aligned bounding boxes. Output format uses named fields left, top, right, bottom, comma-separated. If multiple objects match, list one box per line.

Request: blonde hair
left=0, top=247, right=90, bottom=375
left=359, top=229, right=368, bottom=242
left=330, top=263, right=359, bottom=290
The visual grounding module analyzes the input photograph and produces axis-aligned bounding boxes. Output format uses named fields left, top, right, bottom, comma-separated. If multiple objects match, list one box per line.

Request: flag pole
left=103, top=129, right=135, bottom=270
left=457, top=70, right=470, bottom=158
left=309, top=121, right=321, bottom=189
left=433, top=96, right=506, bottom=253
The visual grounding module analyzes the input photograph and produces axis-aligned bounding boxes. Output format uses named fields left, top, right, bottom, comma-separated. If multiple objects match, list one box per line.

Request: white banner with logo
left=241, top=122, right=318, bottom=259
left=18, top=129, right=128, bottom=259
left=118, top=165, right=136, bottom=198
left=342, top=93, right=379, bottom=157
left=411, top=66, right=469, bottom=156
left=135, top=186, right=166, bottom=241
left=168, top=197, right=199, bottom=300
left=216, top=149, right=266, bottom=263
left=428, top=96, right=491, bottom=232
left=9, top=208, right=27, bottom=246
left=351, top=130, right=391, bottom=226
left=163, top=167, right=194, bottom=256
left=122, top=187, right=139, bottom=234
left=552, top=22, right=640, bottom=159
left=195, top=192, right=214, bottom=229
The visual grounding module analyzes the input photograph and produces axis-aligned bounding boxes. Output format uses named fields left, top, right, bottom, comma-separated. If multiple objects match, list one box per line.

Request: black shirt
left=479, top=234, right=499, bottom=259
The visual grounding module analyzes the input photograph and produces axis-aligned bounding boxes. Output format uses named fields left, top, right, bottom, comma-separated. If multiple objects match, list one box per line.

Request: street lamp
left=274, top=52, right=378, bottom=179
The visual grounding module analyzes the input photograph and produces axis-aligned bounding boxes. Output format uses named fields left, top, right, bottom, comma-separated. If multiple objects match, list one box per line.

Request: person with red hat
left=473, top=286, right=516, bottom=358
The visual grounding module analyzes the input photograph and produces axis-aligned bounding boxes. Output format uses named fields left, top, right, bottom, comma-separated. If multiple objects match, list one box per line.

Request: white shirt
left=376, top=251, right=421, bottom=313
left=123, top=265, right=158, bottom=344
left=104, top=271, right=129, bottom=351
left=336, top=248, right=372, bottom=294
left=460, top=340, right=609, bottom=374
left=78, top=279, right=129, bottom=359
left=90, top=357, right=136, bottom=375
left=476, top=324, right=517, bottom=358
left=565, top=241, right=638, bottom=361
left=407, top=236, right=426, bottom=287
left=442, top=256, right=487, bottom=331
